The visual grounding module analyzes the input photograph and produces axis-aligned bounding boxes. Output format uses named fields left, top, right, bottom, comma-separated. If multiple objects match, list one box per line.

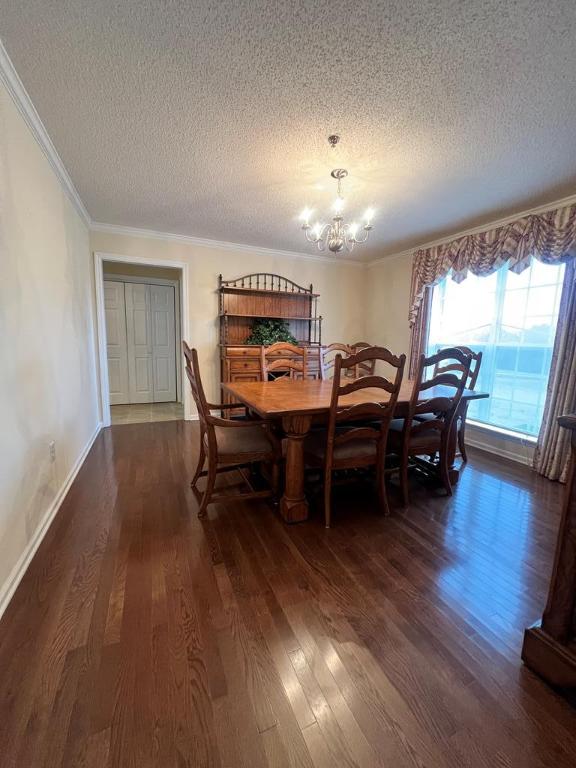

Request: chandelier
left=299, top=135, right=375, bottom=253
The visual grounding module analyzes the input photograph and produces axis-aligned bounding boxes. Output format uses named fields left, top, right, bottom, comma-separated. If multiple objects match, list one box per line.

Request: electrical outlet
left=49, top=441, right=56, bottom=463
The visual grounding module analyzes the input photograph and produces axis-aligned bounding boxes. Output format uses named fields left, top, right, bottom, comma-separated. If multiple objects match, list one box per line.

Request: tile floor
left=110, top=402, right=184, bottom=425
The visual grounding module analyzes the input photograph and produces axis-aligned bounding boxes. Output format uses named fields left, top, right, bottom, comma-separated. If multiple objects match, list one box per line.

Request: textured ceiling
left=2, top=1, right=576, bottom=260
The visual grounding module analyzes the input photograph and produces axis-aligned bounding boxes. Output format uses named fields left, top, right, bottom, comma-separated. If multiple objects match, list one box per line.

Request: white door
left=104, top=281, right=129, bottom=405
left=150, top=284, right=177, bottom=402
left=125, top=282, right=154, bottom=403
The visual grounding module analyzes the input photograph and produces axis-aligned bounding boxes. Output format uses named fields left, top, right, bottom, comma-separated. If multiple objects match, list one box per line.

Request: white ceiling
left=2, top=1, right=576, bottom=261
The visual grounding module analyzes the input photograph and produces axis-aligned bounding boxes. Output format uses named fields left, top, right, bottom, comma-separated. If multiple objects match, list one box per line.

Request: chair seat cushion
left=388, top=417, right=436, bottom=432
left=388, top=418, right=403, bottom=432
left=413, top=413, right=437, bottom=423
left=305, top=428, right=377, bottom=462
left=211, top=424, right=274, bottom=456
left=387, top=418, right=443, bottom=452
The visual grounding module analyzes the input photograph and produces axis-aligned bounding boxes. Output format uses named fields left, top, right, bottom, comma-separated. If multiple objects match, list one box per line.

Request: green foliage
left=245, top=318, right=297, bottom=346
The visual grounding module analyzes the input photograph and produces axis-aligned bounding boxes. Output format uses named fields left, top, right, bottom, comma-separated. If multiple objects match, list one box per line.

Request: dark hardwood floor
left=1, top=420, right=575, bottom=767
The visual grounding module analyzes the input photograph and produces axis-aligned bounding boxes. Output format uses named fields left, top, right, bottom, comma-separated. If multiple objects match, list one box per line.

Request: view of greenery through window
left=427, top=261, right=564, bottom=437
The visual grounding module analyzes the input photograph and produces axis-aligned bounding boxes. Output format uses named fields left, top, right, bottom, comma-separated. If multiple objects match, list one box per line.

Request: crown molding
left=366, top=191, right=576, bottom=268
left=0, top=38, right=90, bottom=225
left=90, top=222, right=364, bottom=266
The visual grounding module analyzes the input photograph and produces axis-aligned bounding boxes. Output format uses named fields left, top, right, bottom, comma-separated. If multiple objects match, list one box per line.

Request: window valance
left=408, top=204, right=576, bottom=327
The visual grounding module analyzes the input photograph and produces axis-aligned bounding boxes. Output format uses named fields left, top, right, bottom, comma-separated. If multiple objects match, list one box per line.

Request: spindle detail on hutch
left=219, top=273, right=322, bottom=400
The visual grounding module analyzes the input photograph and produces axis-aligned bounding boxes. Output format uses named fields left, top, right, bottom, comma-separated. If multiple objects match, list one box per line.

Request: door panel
left=104, top=281, right=129, bottom=405
left=125, top=283, right=154, bottom=403
left=133, top=310, right=149, bottom=346
left=134, top=357, right=152, bottom=393
left=150, top=284, right=177, bottom=402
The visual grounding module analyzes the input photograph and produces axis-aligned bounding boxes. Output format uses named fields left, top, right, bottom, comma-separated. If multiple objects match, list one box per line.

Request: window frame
left=426, top=261, right=564, bottom=440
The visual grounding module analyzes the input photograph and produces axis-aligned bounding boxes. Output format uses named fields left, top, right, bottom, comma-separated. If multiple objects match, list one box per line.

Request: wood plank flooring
left=1, top=420, right=575, bottom=767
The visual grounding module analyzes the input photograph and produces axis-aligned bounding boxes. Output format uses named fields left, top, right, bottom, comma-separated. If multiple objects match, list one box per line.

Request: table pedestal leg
left=280, top=415, right=312, bottom=523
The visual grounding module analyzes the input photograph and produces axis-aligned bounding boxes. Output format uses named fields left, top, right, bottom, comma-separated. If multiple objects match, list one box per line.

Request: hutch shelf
left=219, top=273, right=322, bottom=398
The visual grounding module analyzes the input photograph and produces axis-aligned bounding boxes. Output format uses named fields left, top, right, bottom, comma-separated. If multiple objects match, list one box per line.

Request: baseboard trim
left=0, top=421, right=103, bottom=621
left=466, top=434, right=534, bottom=467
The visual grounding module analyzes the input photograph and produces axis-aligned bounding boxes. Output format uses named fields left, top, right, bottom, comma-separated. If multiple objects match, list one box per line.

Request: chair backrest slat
left=337, top=375, right=398, bottom=397
left=261, top=342, right=308, bottom=380
left=419, top=371, right=467, bottom=391
left=321, top=343, right=354, bottom=380
left=350, top=341, right=377, bottom=377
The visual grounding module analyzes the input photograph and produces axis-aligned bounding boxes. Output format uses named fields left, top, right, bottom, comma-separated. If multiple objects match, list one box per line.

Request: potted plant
left=245, top=318, right=297, bottom=346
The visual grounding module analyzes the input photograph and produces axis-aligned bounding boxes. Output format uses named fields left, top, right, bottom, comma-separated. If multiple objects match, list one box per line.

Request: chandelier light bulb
left=300, top=207, right=313, bottom=225
left=349, top=222, right=359, bottom=237
left=363, top=207, right=375, bottom=225
left=333, top=196, right=345, bottom=215
left=312, top=222, right=323, bottom=238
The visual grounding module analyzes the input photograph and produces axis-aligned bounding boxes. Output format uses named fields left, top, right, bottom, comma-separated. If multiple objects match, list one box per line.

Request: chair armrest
left=208, top=415, right=262, bottom=428
left=208, top=402, right=245, bottom=410
left=208, top=402, right=274, bottom=424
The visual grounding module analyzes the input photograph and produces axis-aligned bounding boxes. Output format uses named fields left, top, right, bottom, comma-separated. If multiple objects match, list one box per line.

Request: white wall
left=365, top=254, right=414, bottom=357
left=0, top=79, right=99, bottom=612
left=91, top=230, right=367, bottom=409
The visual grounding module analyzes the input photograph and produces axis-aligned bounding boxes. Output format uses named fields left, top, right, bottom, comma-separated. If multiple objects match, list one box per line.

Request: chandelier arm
left=321, top=223, right=333, bottom=247
left=352, top=228, right=371, bottom=244
left=342, top=222, right=357, bottom=249
left=304, top=227, right=322, bottom=244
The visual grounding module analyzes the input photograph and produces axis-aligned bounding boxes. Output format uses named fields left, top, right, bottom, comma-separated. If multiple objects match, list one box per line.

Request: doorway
left=94, top=253, right=191, bottom=426
left=105, top=277, right=178, bottom=404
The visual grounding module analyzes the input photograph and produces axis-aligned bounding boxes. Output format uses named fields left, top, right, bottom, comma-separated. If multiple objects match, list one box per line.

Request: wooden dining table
left=222, top=378, right=489, bottom=523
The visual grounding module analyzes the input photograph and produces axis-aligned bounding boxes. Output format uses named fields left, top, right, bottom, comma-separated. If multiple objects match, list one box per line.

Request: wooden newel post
left=522, top=413, right=576, bottom=688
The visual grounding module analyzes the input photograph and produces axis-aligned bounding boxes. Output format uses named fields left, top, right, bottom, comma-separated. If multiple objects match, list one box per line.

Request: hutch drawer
left=226, top=347, right=256, bottom=357
left=229, top=358, right=261, bottom=373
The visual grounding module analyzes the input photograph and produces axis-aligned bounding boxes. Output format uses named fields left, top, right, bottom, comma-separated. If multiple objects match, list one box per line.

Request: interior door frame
left=94, top=251, right=192, bottom=426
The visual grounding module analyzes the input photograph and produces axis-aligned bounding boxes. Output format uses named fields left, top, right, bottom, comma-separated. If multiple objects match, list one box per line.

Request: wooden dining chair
left=387, top=347, right=472, bottom=506
left=350, top=341, right=377, bottom=377
left=432, top=346, right=482, bottom=463
left=261, top=341, right=308, bottom=380
left=320, top=343, right=355, bottom=380
left=304, top=346, right=406, bottom=528
left=183, top=342, right=281, bottom=517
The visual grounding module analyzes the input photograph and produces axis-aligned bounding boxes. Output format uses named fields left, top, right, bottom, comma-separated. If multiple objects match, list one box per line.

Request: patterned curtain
left=408, top=286, right=431, bottom=378
left=533, top=261, right=576, bottom=482
left=408, top=204, right=576, bottom=329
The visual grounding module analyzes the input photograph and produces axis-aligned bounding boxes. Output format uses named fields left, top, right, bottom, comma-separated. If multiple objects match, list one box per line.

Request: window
left=427, top=260, right=565, bottom=437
